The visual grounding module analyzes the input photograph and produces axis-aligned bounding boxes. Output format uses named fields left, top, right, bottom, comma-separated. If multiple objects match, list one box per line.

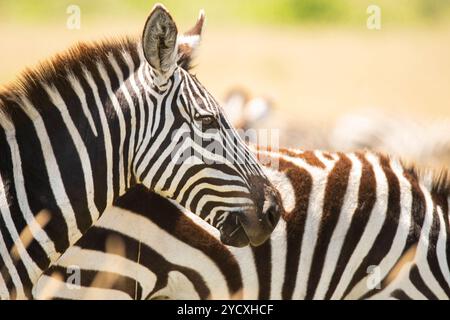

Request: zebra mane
left=378, top=150, right=450, bottom=197
left=0, top=36, right=138, bottom=99
left=253, top=145, right=450, bottom=199
left=404, top=162, right=450, bottom=197
left=430, top=169, right=450, bottom=196
left=0, top=35, right=198, bottom=121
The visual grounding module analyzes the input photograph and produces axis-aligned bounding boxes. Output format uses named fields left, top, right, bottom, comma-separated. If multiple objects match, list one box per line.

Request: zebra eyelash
left=194, top=113, right=218, bottom=129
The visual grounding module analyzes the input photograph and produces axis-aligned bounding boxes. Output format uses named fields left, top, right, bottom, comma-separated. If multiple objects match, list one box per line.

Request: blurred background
left=1, top=0, right=450, bottom=166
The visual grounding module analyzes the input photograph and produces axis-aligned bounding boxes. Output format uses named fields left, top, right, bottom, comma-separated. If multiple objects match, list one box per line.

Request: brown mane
left=0, top=36, right=138, bottom=103
left=365, top=151, right=450, bottom=197
left=0, top=35, right=198, bottom=120
left=403, top=162, right=450, bottom=196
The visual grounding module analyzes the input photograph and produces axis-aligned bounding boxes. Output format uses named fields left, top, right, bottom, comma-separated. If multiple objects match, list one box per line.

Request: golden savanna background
left=1, top=0, right=450, bottom=164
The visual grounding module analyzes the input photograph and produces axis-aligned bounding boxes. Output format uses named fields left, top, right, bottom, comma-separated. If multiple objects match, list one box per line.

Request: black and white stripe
left=33, top=148, right=450, bottom=300
left=0, top=5, right=281, bottom=299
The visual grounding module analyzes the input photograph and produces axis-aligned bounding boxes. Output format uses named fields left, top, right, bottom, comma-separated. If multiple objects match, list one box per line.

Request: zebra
left=0, top=5, right=282, bottom=299
left=221, top=87, right=273, bottom=132
left=227, top=91, right=450, bottom=167
left=33, top=147, right=450, bottom=299
left=330, top=108, right=450, bottom=169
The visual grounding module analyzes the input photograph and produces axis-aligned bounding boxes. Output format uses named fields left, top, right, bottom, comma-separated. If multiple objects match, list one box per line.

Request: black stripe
left=402, top=167, right=426, bottom=259
left=425, top=201, right=450, bottom=298
left=85, top=61, right=118, bottom=207
left=280, top=159, right=313, bottom=300
left=441, top=197, right=450, bottom=293
left=325, top=153, right=376, bottom=299
left=30, top=84, right=92, bottom=234
left=391, top=289, right=412, bottom=300
left=46, top=265, right=140, bottom=299
left=77, top=66, right=108, bottom=213
left=100, top=61, right=122, bottom=201
left=343, top=155, right=402, bottom=298
left=138, top=79, right=178, bottom=185
left=174, top=166, right=246, bottom=204
left=251, top=240, right=272, bottom=299
left=75, top=223, right=211, bottom=300
left=189, top=190, right=249, bottom=219
left=305, top=154, right=352, bottom=299
left=116, top=187, right=243, bottom=298
left=112, top=51, right=134, bottom=190
left=7, top=104, right=59, bottom=265
left=409, top=265, right=438, bottom=299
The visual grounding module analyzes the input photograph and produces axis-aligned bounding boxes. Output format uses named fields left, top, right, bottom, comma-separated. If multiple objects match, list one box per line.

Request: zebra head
left=132, top=4, right=282, bottom=247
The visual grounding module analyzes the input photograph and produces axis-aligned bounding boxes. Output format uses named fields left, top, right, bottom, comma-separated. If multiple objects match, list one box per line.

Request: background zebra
left=227, top=90, right=450, bottom=169
left=221, top=87, right=274, bottom=132
left=34, top=148, right=450, bottom=299
left=0, top=5, right=281, bottom=299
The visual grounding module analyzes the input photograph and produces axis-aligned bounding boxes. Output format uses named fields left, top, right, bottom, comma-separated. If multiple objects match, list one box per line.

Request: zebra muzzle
left=219, top=189, right=282, bottom=248
left=219, top=215, right=250, bottom=248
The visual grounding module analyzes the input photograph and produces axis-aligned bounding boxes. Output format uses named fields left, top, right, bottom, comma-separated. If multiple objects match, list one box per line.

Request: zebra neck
left=0, top=39, right=152, bottom=297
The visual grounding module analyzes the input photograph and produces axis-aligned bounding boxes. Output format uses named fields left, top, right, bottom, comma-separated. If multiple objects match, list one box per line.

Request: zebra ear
left=177, top=9, right=206, bottom=71
left=142, top=4, right=178, bottom=78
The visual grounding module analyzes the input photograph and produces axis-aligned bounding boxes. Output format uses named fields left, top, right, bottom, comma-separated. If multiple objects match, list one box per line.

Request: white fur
left=331, top=153, right=389, bottom=299
left=313, top=153, right=362, bottom=299
left=263, top=167, right=295, bottom=213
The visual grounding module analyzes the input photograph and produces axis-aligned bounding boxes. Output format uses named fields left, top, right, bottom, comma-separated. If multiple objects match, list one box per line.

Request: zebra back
left=33, top=148, right=450, bottom=299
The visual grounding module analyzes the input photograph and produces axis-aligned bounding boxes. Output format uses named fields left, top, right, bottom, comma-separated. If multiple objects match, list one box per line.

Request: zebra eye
left=201, top=116, right=215, bottom=126
left=195, top=114, right=217, bottom=129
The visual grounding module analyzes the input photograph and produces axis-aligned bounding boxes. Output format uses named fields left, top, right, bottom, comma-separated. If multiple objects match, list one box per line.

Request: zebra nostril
left=265, top=203, right=279, bottom=229
left=261, top=187, right=281, bottom=230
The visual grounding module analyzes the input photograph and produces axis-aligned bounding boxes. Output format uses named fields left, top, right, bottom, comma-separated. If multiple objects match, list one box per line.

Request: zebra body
left=34, top=148, right=450, bottom=299
left=0, top=5, right=281, bottom=299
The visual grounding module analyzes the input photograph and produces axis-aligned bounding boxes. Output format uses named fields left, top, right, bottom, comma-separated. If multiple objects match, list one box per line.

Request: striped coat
left=0, top=5, right=281, bottom=299
left=34, top=148, right=450, bottom=299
